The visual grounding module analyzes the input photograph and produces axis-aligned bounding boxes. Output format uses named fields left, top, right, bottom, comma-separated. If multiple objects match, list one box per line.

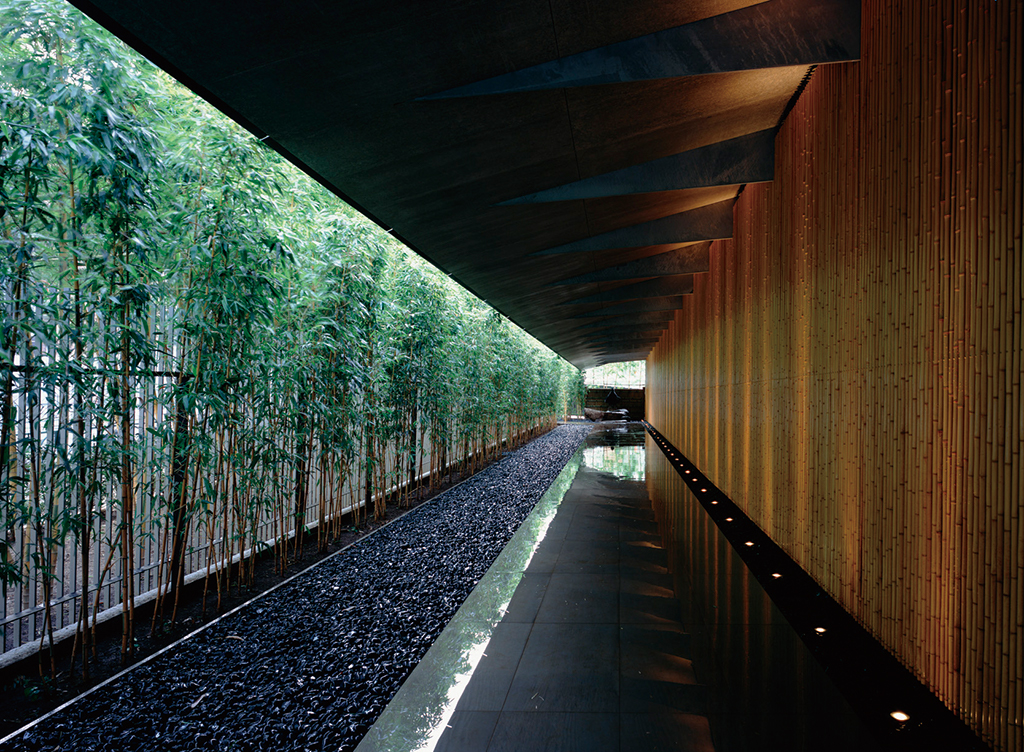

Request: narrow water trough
left=355, top=422, right=649, bottom=752
left=0, top=424, right=592, bottom=752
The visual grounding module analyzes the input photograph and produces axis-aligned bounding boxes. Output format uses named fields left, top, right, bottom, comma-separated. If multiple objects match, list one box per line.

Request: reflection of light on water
left=520, top=499, right=558, bottom=573
left=408, top=455, right=579, bottom=752
left=507, top=453, right=579, bottom=577
left=413, top=631, right=494, bottom=752
left=583, top=445, right=645, bottom=481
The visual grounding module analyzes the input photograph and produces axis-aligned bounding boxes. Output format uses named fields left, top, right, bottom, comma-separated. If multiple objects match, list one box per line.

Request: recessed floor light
left=771, top=573, right=782, bottom=579
left=724, top=517, right=733, bottom=522
left=711, top=501, right=718, bottom=505
left=890, top=711, right=910, bottom=722
left=701, top=488, right=707, bottom=492
left=744, top=541, right=754, bottom=547
left=814, top=627, right=826, bottom=634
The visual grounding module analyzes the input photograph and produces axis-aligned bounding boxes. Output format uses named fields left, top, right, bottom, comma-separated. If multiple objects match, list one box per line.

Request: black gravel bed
left=3, top=424, right=591, bottom=752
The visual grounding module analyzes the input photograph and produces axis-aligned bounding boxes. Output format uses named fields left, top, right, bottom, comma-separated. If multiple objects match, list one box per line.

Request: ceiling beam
left=502, top=129, right=775, bottom=204
left=422, top=0, right=859, bottom=98
left=544, top=326, right=668, bottom=350
left=577, top=326, right=669, bottom=339
left=588, top=337, right=663, bottom=350
left=573, top=296, right=685, bottom=319
left=544, top=323, right=666, bottom=343
left=62, top=0, right=859, bottom=369
left=535, top=201, right=731, bottom=256
left=554, top=249, right=708, bottom=286
left=578, top=311, right=677, bottom=330
left=592, top=350, right=653, bottom=364
left=561, top=276, right=694, bottom=306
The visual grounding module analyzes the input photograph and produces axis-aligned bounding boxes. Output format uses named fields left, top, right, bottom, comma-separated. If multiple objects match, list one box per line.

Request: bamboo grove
left=0, top=0, right=584, bottom=674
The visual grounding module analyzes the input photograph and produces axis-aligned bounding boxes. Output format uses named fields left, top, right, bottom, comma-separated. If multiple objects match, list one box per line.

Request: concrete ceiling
left=68, top=0, right=859, bottom=367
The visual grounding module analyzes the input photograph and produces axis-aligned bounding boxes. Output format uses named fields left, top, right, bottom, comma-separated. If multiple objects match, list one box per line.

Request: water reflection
left=583, top=445, right=645, bottom=481
left=585, top=421, right=646, bottom=448
left=358, top=425, right=651, bottom=752
left=582, top=421, right=646, bottom=481
left=644, top=436, right=880, bottom=752
left=407, top=624, right=490, bottom=752
left=355, top=449, right=584, bottom=752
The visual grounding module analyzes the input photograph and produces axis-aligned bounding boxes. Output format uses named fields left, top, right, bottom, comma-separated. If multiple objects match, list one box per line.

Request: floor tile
left=536, top=572, right=619, bottom=624
left=356, top=433, right=720, bottom=752
left=619, top=564, right=675, bottom=591
left=521, top=538, right=563, bottom=574
left=620, top=676, right=709, bottom=714
left=565, top=514, right=619, bottom=541
left=433, top=711, right=499, bottom=752
left=573, top=501, right=623, bottom=519
left=488, top=712, right=619, bottom=752
left=620, top=569, right=682, bottom=624
left=503, top=623, right=619, bottom=712
left=456, top=622, right=532, bottom=711
left=489, top=519, right=557, bottom=574
left=620, top=624, right=698, bottom=689
left=501, top=572, right=550, bottom=623
left=619, top=513, right=660, bottom=543
left=619, top=539, right=670, bottom=569
left=620, top=712, right=715, bottom=752
left=555, top=538, right=620, bottom=574
left=620, top=623, right=692, bottom=660
left=540, top=509, right=575, bottom=542
left=598, top=480, right=647, bottom=497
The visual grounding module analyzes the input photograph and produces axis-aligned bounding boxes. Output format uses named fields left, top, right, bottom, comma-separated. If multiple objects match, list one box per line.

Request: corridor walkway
left=356, top=425, right=714, bottom=752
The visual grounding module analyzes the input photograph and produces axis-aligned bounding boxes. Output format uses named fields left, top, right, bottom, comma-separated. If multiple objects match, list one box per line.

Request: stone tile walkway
left=356, top=448, right=715, bottom=752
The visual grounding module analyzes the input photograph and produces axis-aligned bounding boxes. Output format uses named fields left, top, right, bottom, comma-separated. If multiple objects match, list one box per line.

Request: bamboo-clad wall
left=646, top=1, right=1022, bottom=750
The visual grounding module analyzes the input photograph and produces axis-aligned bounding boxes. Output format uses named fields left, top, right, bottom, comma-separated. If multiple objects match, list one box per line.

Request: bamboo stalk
left=644, top=1, right=1021, bottom=746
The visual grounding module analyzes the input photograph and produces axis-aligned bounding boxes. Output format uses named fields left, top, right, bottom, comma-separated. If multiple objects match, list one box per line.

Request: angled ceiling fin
left=501, top=130, right=775, bottom=204
left=535, top=201, right=731, bottom=256
left=553, top=246, right=709, bottom=286
left=573, top=296, right=685, bottom=319
left=420, top=0, right=859, bottom=99
left=560, top=276, right=694, bottom=306
left=578, top=311, right=676, bottom=330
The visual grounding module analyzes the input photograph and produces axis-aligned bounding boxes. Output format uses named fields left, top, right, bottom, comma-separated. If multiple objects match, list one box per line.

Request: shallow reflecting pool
left=582, top=444, right=645, bottom=481
left=356, top=423, right=647, bottom=752
left=356, top=446, right=586, bottom=752
left=583, top=421, right=646, bottom=481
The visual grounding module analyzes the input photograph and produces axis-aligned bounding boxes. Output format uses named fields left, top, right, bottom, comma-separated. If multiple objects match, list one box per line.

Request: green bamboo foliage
left=0, top=0, right=583, bottom=673
left=584, top=360, right=646, bottom=389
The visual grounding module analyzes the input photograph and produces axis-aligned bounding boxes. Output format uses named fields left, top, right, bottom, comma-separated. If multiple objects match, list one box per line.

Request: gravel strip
left=3, top=424, right=591, bottom=752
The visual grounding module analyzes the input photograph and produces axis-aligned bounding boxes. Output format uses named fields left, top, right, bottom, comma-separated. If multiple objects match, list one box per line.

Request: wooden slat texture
left=646, top=1, right=1023, bottom=749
